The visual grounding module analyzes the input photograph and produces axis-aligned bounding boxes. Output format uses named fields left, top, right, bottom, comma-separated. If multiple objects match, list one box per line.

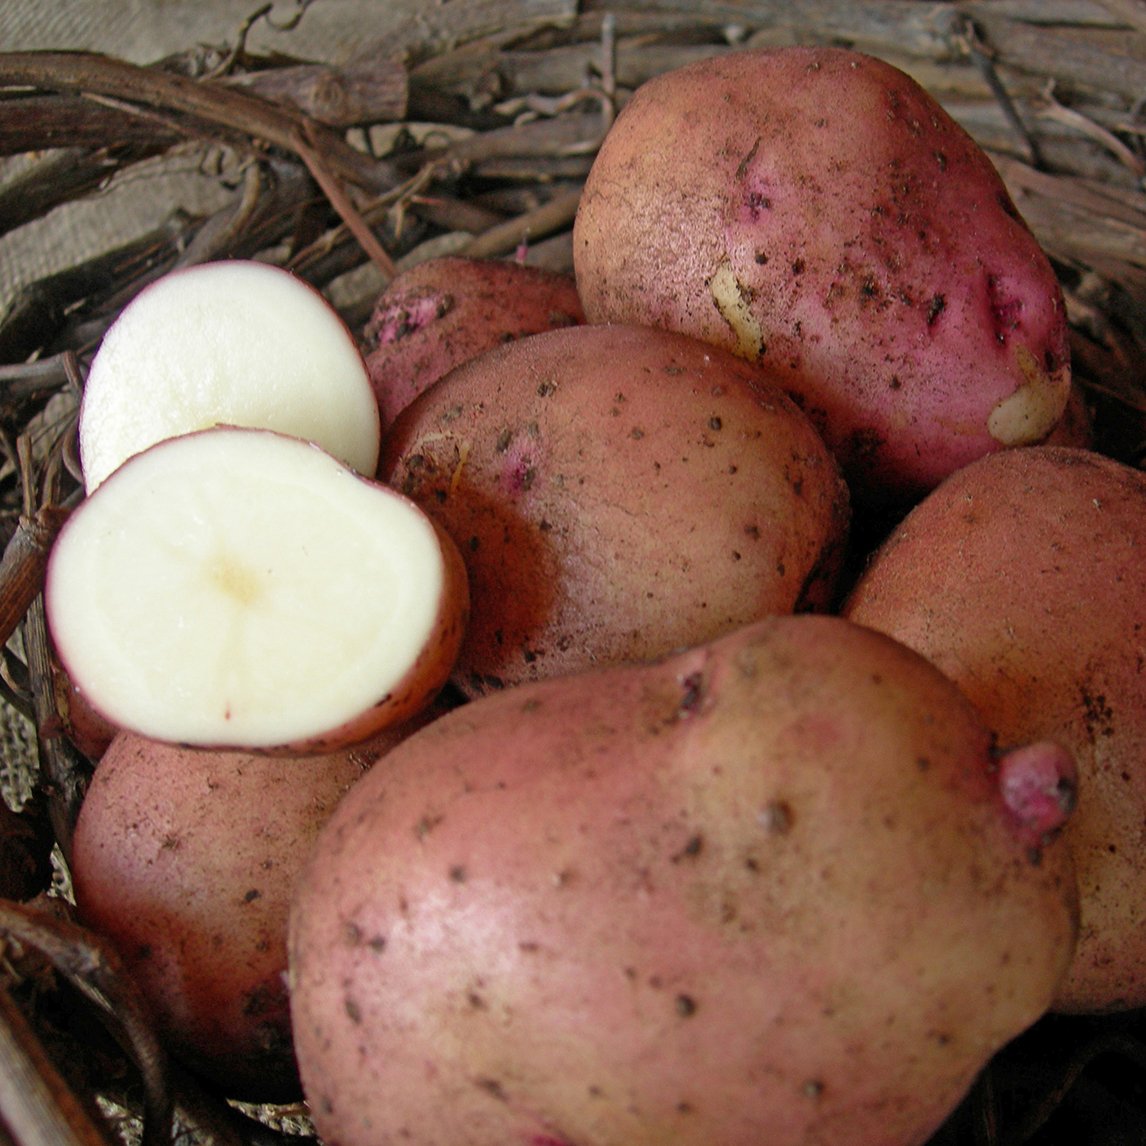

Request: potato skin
left=573, top=47, right=1071, bottom=508
left=381, top=322, right=849, bottom=696
left=362, top=256, right=585, bottom=430
left=289, top=615, right=1077, bottom=1146
left=69, top=729, right=408, bottom=1101
left=844, top=445, right=1146, bottom=1012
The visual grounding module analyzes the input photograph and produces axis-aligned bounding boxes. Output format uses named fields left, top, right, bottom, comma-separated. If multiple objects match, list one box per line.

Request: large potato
left=362, top=255, right=585, bottom=430
left=573, top=46, right=1071, bottom=508
left=381, top=322, right=850, bottom=695
left=69, top=723, right=435, bottom=1102
left=289, top=614, right=1078, bottom=1146
left=844, top=445, right=1146, bottom=1013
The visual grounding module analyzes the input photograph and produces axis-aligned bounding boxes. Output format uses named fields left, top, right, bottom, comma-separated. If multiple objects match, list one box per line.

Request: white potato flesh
left=46, top=428, right=463, bottom=751
left=79, top=261, right=381, bottom=491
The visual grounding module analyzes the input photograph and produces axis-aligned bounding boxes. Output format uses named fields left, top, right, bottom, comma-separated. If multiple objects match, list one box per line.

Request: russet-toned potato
left=288, top=614, right=1078, bottom=1146
left=844, top=445, right=1146, bottom=1013
left=381, top=322, right=850, bottom=696
left=573, top=46, right=1071, bottom=508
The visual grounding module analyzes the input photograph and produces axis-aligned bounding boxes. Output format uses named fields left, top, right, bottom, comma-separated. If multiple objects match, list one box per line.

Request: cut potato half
left=79, top=261, right=381, bottom=491
left=46, top=428, right=468, bottom=753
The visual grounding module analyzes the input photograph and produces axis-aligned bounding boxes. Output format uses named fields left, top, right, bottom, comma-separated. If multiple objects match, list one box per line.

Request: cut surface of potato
left=79, top=260, right=381, bottom=491
left=47, top=427, right=467, bottom=752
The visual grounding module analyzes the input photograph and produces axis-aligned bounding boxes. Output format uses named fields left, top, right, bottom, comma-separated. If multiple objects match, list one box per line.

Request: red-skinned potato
left=288, top=614, right=1078, bottom=1146
left=573, top=46, right=1071, bottom=508
left=46, top=427, right=469, bottom=753
left=843, top=445, right=1146, bottom=1013
left=381, top=322, right=849, bottom=696
left=69, top=709, right=450, bottom=1103
left=362, top=256, right=585, bottom=429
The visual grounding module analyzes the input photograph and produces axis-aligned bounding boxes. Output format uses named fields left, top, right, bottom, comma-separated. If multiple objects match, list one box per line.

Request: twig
left=359, top=0, right=579, bottom=66
left=204, top=2, right=275, bottom=79
left=0, top=356, right=78, bottom=406
left=1092, top=0, right=1146, bottom=38
left=0, top=982, right=117, bottom=1146
left=0, top=900, right=173, bottom=1146
left=0, top=93, right=183, bottom=155
left=292, top=121, right=398, bottom=281
left=959, top=16, right=1043, bottom=168
left=0, top=145, right=163, bottom=235
left=1037, top=79, right=1146, bottom=180
left=172, top=160, right=265, bottom=269
left=223, top=59, right=408, bottom=127
left=460, top=183, right=583, bottom=258
left=0, top=51, right=401, bottom=193
left=0, top=507, right=70, bottom=655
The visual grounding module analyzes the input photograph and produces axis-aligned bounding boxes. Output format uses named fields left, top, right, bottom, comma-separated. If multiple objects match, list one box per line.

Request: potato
left=362, top=255, right=585, bottom=430
left=843, top=445, right=1146, bottom=1013
left=381, top=322, right=850, bottom=695
left=573, top=46, right=1071, bottom=508
left=68, top=722, right=436, bottom=1102
left=288, top=614, right=1078, bottom=1146
left=47, top=427, right=469, bottom=753
left=79, top=260, right=380, bottom=492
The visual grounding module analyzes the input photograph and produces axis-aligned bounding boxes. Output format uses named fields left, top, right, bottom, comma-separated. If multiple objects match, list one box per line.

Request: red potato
left=79, top=260, right=381, bottom=491
left=46, top=427, right=468, bottom=753
left=362, top=255, right=585, bottom=430
left=380, top=322, right=850, bottom=696
left=843, top=446, right=1146, bottom=1013
left=573, top=46, right=1071, bottom=508
left=68, top=708, right=450, bottom=1103
left=289, top=614, right=1078, bottom=1146
left=70, top=733, right=375, bottom=1101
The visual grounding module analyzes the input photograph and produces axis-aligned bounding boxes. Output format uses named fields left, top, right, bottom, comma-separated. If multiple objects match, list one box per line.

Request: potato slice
left=46, top=427, right=468, bottom=753
left=79, top=260, right=381, bottom=491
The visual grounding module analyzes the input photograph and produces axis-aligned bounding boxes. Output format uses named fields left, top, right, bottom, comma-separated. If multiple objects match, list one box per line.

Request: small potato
left=68, top=721, right=439, bottom=1102
left=289, top=614, right=1078, bottom=1146
left=573, top=46, right=1071, bottom=508
left=381, top=322, right=850, bottom=695
left=844, top=445, right=1146, bottom=1012
left=362, top=256, right=585, bottom=429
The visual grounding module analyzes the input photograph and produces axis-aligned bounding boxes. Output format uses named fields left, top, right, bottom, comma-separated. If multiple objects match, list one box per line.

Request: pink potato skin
left=69, top=712, right=448, bottom=1102
left=288, top=615, right=1078, bottom=1146
left=573, top=47, right=1071, bottom=508
left=843, top=445, right=1146, bottom=1013
left=362, top=256, right=585, bottom=431
left=380, top=322, right=850, bottom=697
